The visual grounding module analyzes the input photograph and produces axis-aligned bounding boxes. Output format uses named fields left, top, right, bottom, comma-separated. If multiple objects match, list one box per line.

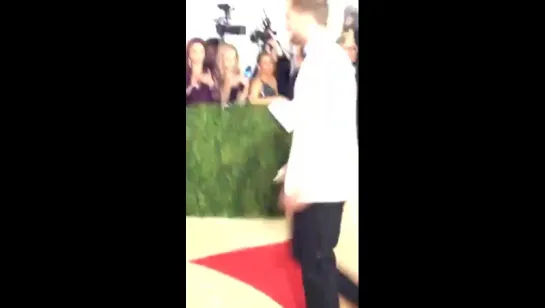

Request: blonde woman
left=215, top=43, right=249, bottom=107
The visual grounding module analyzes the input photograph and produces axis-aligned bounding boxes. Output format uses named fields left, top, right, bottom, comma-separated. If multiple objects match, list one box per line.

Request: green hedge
left=186, top=104, right=291, bottom=217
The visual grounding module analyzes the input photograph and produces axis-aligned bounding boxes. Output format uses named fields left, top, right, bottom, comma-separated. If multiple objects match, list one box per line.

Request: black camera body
left=215, top=3, right=246, bottom=39
left=216, top=23, right=246, bottom=38
left=249, top=17, right=276, bottom=45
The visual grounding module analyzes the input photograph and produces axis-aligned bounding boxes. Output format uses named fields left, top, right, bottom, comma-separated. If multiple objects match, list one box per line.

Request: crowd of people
left=185, top=28, right=358, bottom=107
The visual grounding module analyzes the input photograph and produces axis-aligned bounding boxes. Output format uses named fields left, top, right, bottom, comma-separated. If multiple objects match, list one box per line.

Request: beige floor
left=186, top=200, right=359, bottom=307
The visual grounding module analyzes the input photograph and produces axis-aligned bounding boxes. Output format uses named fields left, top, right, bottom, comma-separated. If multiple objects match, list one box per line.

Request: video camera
left=215, top=4, right=246, bottom=39
left=249, top=12, right=276, bottom=46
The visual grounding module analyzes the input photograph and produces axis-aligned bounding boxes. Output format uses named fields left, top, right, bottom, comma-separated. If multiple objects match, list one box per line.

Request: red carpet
left=191, top=240, right=306, bottom=308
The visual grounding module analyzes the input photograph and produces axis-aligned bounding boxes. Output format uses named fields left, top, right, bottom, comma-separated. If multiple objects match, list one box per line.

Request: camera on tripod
left=215, top=3, right=246, bottom=39
left=249, top=14, right=276, bottom=46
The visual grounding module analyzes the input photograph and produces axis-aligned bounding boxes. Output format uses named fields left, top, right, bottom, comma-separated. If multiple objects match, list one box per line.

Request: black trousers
left=292, top=202, right=359, bottom=308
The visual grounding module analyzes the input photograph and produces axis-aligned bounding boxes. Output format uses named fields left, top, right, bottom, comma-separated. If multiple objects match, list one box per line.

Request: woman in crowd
left=248, top=52, right=284, bottom=105
left=204, top=38, right=220, bottom=72
left=215, top=43, right=249, bottom=107
left=337, top=31, right=359, bottom=85
left=337, top=30, right=359, bottom=141
left=186, top=38, right=217, bottom=105
left=337, top=30, right=358, bottom=66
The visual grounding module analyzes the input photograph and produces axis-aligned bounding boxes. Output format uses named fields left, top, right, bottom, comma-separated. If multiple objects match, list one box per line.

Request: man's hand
left=273, top=164, right=287, bottom=183
left=279, top=189, right=309, bottom=213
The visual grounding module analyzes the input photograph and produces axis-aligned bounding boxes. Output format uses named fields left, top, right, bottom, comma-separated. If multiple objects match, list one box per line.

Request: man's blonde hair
left=290, top=0, right=329, bottom=26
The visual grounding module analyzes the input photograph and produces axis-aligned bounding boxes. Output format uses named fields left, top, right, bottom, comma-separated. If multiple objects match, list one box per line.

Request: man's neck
left=303, top=24, right=328, bottom=55
left=305, top=24, right=326, bottom=44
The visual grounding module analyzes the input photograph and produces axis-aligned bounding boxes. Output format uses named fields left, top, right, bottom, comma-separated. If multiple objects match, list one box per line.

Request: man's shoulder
left=312, top=40, right=344, bottom=56
left=300, top=42, right=353, bottom=82
left=310, top=42, right=353, bottom=67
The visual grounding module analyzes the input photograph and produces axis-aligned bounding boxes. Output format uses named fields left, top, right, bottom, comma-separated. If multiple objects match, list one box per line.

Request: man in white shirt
left=280, top=0, right=359, bottom=307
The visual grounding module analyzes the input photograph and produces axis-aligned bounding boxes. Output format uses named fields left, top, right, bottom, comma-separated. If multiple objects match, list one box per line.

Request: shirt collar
left=303, top=26, right=331, bottom=56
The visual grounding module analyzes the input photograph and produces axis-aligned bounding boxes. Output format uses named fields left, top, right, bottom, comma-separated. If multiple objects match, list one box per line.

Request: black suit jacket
left=276, top=56, right=296, bottom=99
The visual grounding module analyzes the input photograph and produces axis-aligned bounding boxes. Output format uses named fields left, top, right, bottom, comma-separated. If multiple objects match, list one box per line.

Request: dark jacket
left=276, top=55, right=298, bottom=100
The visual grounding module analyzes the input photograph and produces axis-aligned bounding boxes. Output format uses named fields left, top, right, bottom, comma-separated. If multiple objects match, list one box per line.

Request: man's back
left=284, top=29, right=358, bottom=204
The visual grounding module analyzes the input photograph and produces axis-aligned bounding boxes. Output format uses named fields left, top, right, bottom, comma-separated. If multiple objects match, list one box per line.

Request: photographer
left=248, top=13, right=301, bottom=100
left=263, top=32, right=303, bottom=100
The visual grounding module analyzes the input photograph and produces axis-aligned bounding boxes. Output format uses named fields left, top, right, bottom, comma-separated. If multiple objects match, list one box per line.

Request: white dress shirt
left=284, top=26, right=359, bottom=204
